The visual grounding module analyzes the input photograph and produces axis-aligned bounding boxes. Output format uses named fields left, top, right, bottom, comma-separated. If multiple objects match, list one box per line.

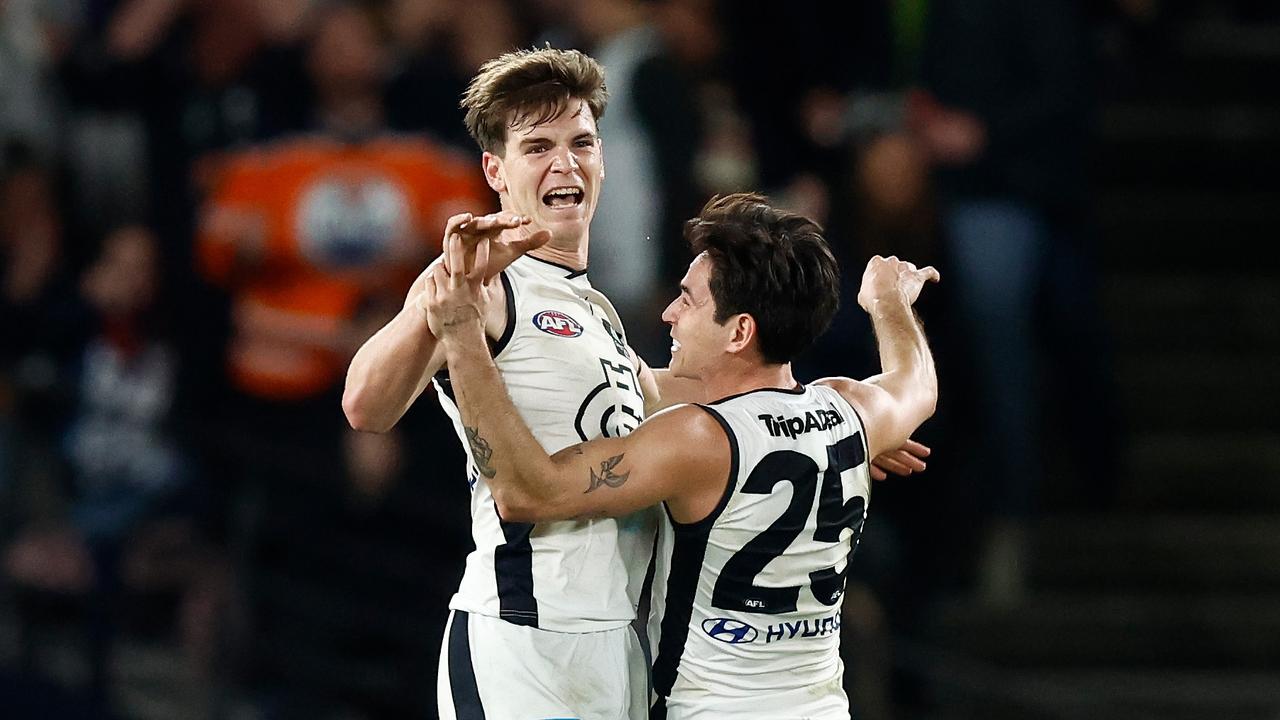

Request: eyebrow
left=517, top=131, right=597, bottom=151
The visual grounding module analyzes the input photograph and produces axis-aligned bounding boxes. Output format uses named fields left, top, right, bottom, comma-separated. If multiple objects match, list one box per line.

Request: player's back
left=648, top=383, right=870, bottom=719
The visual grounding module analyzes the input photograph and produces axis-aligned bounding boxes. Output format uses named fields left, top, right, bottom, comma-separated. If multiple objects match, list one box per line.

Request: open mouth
left=542, top=187, right=584, bottom=208
left=671, top=338, right=682, bottom=354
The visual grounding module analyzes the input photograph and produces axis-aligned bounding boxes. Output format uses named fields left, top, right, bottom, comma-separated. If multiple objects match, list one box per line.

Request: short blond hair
left=461, top=47, right=609, bottom=156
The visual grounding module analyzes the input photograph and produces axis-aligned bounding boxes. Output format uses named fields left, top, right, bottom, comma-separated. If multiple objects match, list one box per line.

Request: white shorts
left=438, top=610, right=648, bottom=720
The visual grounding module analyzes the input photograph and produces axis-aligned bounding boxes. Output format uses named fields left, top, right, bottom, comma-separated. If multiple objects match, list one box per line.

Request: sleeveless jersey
left=648, top=384, right=871, bottom=716
left=434, top=254, right=655, bottom=633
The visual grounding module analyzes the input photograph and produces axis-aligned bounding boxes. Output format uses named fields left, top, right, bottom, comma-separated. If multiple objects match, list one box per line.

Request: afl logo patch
left=533, top=310, right=584, bottom=338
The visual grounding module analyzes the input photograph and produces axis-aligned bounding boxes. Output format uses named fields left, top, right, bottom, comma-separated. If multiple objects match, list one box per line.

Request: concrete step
left=906, top=648, right=1280, bottom=720
left=1176, top=17, right=1280, bottom=64
left=1100, top=103, right=1280, bottom=146
left=1093, top=192, right=1280, bottom=268
left=1102, top=273, right=1280, bottom=352
left=1096, top=189, right=1280, bottom=233
left=1119, top=431, right=1280, bottom=511
left=923, top=592, right=1280, bottom=667
left=1009, top=669, right=1280, bottom=720
left=1116, top=353, right=1280, bottom=431
left=1103, top=39, right=1280, bottom=108
left=1031, top=514, right=1280, bottom=593
left=1093, top=131, right=1280, bottom=198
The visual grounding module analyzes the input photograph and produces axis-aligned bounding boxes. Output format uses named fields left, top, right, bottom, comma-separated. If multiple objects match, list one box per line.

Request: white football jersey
left=648, top=384, right=870, bottom=718
left=434, top=255, right=655, bottom=633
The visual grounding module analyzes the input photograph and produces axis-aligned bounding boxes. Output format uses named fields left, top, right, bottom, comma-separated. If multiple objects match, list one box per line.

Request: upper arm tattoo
left=584, top=454, right=630, bottom=494
left=465, top=425, right=497, bottom=478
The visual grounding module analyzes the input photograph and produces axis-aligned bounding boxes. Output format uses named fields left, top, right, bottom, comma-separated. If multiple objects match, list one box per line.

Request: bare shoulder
left=814, top=376, right=887, bottom=419
left=814, top=376, right=865, bottom=401
left=634, top=403, right=730, bottom=458
left=648, top=402, right=723, bottom=430
left=636, top=403, right=733, bottom=521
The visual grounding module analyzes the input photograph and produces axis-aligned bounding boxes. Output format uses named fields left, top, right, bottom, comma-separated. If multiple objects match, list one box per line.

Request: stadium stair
left=910, top=5, right=1280, bottom=719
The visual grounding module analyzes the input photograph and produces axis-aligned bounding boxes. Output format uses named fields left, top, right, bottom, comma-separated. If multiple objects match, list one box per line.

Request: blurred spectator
left=230, top=420, right=470, bottom=717
left=138, top=0, right=314, bottom=244
left=563, top=0, right=704, bottom=362
left=913, top=0, right=1118, bottom=604
left=0, top=144, right=85, bottom=539
left=385, top=0, right=529, bottom=149
left=4, top=224, right=219, bottom=708
left=192, top=2, right=489, bottom=712
left=194, top=1, right=489, bottom=462
left=718, top=2, right=858, bottom=204
left=50, top=0, right=164, bottom=236
left=0, top=0, right=71, bottom=159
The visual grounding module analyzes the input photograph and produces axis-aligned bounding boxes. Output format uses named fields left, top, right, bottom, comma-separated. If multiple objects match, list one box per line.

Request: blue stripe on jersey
left=448, top=610, right=486, bottom=719
left=650, top=517, right=713, bottom=704
left=491, top=271, right=517, bottom=357
left=434, top=272, right=517, bottom=400
left=494, top=509, right=539, bottom=627
left=650, top=405, right=740, bottom=708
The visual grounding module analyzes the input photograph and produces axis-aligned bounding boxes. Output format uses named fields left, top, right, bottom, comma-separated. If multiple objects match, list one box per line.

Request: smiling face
left=482, top=100, right=603, bottom=248
left=661, top=252, right=734, bottom=379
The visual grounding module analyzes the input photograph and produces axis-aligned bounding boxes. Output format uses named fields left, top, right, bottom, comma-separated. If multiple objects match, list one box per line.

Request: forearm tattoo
left=465, top=425, right=497, bottom=479
left=585, top=454, right=630, bottom=494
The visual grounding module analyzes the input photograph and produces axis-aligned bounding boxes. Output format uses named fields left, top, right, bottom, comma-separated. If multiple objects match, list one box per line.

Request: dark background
left=2, top=0, right=1277, bottom=718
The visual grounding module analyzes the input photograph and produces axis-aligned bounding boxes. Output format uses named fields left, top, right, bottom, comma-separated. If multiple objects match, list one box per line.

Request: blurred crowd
left=0, top=0, right=1191, bottom=717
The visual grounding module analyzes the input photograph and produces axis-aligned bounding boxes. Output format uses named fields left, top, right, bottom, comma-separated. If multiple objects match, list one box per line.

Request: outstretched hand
left=870, top=439, right=931, bottom=481
left=423, top=232, right=492, bottom=340
left=857, top=255, right=940, bottom=311
left=440, top=211, right=551, bottom=279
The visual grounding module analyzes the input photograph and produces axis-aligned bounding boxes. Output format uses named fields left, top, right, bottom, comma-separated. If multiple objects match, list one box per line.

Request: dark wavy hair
left=685, top=193, right=840, bottom=365
left=461, top=47, right=608, bottom=156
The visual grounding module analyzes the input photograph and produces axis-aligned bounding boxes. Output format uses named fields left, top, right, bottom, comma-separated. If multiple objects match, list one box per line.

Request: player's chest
left=499, top=285, right=645, bottom=440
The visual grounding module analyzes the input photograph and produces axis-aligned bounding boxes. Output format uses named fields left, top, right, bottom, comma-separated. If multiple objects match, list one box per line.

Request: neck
left=527, top=241, right=588, bottom=271
left=499, top=196, right=590, bottom=270
left=700, top=359, right=798, bottom=402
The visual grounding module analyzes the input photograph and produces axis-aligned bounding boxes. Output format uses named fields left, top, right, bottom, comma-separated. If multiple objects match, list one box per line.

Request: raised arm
left=425, top=235, right=726, bottom=524
left=341, top=260, right=453, bottom=433
left=820, top=255, right=939, bottom=459
left=342, top=212, right=548, bottom=432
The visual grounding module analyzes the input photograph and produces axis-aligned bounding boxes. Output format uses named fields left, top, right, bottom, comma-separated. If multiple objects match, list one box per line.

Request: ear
left=724, top=313, right=757, bottom=356
left=482, top=151, right=506, bottom=194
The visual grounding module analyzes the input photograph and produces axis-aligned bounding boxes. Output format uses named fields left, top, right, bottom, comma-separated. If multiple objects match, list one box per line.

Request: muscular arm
left=439, top=309, right=727, bottom=524
left=342, top=211, right=540, bottom=432
left=342, top=264, right=445, bottom=432
left=820, top=257, right=938, bottom=459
